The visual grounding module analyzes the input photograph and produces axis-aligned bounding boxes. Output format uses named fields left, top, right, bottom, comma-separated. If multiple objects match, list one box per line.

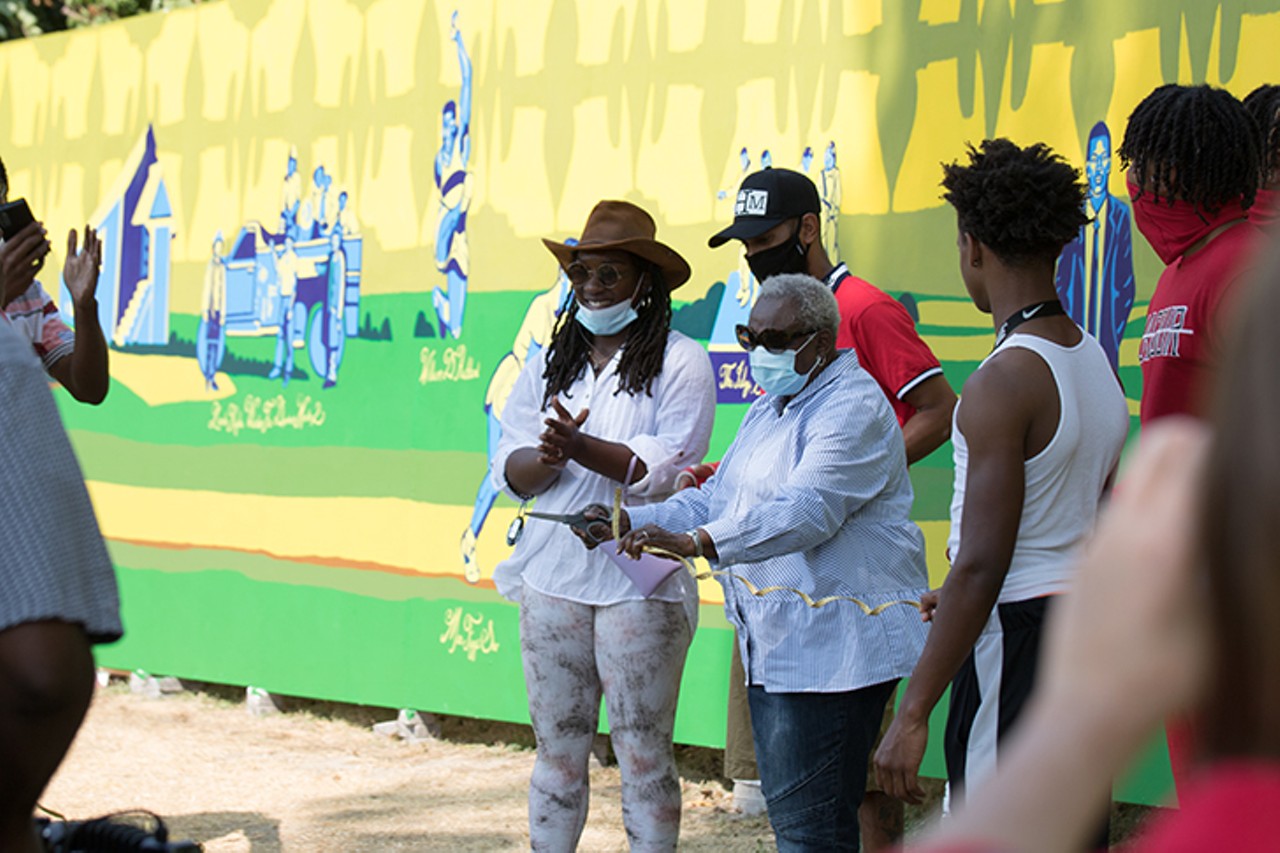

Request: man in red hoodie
left=1119, top=82, right=1264, bottom=795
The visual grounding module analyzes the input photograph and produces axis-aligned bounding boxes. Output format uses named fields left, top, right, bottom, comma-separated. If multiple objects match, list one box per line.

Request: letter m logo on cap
left=736, top=189, right=769, bottom=217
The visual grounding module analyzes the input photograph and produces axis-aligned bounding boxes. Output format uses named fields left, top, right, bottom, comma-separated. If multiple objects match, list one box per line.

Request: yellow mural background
left=4, top=0, right=1278, bottom=315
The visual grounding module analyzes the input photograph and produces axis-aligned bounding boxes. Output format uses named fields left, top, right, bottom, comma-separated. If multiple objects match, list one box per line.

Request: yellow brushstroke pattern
left=87, top=481, right=956, bottom=603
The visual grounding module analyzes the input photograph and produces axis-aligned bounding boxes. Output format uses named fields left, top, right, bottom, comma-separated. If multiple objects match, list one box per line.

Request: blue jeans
left=748, top=679, right=898, bottom=852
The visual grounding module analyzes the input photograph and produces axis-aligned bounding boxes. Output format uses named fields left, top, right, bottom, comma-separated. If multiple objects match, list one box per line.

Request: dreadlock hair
left=1243, top=84, right=1280, bottom=185
left=540, top=255, right=673, bottom=409
left=940, top=138, right=1088, bottom=267
left=1118, top=84, right=1260, bottom=212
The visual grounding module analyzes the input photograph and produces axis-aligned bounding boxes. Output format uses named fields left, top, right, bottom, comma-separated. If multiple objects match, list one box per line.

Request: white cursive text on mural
left=208, top=394, right=327, bottom=436
left=419, top=345, right=481, bottom=384
left=439, top=606, right=500, bottom=661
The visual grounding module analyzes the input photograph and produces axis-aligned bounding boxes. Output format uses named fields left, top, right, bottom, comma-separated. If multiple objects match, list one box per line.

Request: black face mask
left=746, top=223, right=809, bottom=283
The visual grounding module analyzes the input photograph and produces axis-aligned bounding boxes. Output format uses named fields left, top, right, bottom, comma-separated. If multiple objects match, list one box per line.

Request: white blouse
left=490, top=330, right=716, bottom=619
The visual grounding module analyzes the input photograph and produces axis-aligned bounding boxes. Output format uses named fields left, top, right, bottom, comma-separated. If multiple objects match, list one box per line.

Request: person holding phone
left=0, top=157, right=110, bottom=405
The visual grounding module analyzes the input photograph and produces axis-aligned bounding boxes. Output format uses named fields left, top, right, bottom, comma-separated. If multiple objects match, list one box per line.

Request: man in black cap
left=710, top=166, right=957, bottom=851
left=711, top=168, right=956, bottom=460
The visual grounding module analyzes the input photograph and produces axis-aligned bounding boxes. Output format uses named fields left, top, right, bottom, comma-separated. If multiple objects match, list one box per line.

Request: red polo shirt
left=825, top=263, right=943, bottom=427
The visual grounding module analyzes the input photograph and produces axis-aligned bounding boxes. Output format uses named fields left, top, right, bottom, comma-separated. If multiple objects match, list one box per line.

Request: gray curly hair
left=757, top=273, right=840, bottom=334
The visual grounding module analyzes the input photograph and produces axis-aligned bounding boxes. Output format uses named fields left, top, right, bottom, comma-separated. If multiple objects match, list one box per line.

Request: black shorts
left=944, top=596, right=1051, bottom=807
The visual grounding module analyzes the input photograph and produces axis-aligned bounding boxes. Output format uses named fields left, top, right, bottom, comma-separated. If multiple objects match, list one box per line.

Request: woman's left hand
left=618, top=524, right=694, bottom=560
left=538, top=396, right=589, bottom=465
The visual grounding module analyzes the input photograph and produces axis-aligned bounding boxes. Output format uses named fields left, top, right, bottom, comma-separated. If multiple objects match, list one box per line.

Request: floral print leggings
left=519, top=586, right=692, bottom=852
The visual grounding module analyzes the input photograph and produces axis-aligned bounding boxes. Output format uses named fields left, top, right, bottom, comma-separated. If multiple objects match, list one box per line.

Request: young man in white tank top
left=873, top=140, right=1129, bottom=837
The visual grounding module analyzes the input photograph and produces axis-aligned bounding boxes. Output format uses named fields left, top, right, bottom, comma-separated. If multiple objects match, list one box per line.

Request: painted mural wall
left=4, top=0, right=1279, bottom=804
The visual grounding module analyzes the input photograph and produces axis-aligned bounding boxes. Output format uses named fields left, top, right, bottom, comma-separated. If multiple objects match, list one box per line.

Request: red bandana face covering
left=1127, top=178, right=1248, bottom=265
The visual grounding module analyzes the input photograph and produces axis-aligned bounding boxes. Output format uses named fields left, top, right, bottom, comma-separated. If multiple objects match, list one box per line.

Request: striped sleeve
left=38, top=298, right=77, bottom=369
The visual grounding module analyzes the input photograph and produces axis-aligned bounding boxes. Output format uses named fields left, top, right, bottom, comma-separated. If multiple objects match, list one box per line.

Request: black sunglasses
left=736, top=324, right=818, bottom=354
left=565, top=261, right=635, bottom=289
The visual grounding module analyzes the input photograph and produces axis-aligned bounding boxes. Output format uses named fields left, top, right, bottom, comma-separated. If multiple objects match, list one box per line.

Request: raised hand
left=62, top=225, right=102, bottom=308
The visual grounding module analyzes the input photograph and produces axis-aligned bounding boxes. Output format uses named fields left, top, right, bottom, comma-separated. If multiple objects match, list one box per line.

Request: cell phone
left=0, top=198, right=35, bottom=237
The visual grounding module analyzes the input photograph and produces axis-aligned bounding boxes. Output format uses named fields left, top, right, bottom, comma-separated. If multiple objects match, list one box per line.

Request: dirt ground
left=41, top=680, right=1154, bottom=851
left=41, top=680, right=783, bottom=852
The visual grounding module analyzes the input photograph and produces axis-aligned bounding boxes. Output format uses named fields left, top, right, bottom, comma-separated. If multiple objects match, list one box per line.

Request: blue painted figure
left=760, top=149, right=773, bottom=169
left=432, top=11, right=473, bottom=340
left=208, top=218, right=361, bottom=388
left=331, top=189, right=359, bottom=238
left=280, top=147, right=302, bottom=241
left=821, top=141, right=842, bottom=263
left=301, top=165, right=333, bottom=239
left=197, top=232, right=227, bottom=390
left=460, top=242, right=576, bottom=581
left=1054, top=121, right=1135, bottom=370
left=321, top=229, right=346, bottom=388
left=801, top=145, right=814, bottom=173
left=717, top=149, right=751, bottom=204
left=268, top=236, right=299, bottom=386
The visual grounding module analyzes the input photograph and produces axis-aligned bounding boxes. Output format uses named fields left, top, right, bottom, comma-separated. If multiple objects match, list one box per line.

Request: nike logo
left=1021, top=305, right=1044, bottom=320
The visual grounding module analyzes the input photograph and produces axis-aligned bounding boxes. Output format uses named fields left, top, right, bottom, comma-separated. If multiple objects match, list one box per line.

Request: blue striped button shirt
left=627, top=350, right=930, bottom=693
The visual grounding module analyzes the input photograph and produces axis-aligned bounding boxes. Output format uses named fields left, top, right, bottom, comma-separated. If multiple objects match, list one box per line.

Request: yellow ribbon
left=612, top=488, right=921, bottom=616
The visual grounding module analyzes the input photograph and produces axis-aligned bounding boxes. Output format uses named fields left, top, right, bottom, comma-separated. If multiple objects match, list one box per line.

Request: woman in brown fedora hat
left=488, top=200, right=716, bottom=851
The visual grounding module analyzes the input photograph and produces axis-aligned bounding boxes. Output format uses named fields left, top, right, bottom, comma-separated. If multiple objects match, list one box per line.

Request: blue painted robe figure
left=1055, top=122, right=1135, bottom=371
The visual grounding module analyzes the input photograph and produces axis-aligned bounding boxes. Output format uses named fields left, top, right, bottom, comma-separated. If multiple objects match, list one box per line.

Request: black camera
left=36, top=814, right=201, bottom=852
left=0, top=198, right=35, bottom=237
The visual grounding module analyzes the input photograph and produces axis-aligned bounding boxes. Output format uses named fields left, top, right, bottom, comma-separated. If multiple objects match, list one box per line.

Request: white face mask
left=747, top=332, right=819, bottom=397
left=575, top=298, right=639, bottom=336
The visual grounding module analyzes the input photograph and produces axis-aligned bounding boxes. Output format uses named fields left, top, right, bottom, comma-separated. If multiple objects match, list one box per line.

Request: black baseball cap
left=708, top=168, right=821, bottom=248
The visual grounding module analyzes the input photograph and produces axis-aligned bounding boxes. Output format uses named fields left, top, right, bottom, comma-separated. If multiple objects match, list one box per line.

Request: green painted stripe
left=908, top=464, right=955, bottom=519
left=98, top=558, right=732, bottom=745
left=71, top=432, right=496, bottom=503
left=105, top=539, right=731, bottom=628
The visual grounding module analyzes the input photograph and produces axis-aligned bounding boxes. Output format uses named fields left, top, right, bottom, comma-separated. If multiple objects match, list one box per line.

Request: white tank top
left=948, top=330, right=1129, bottom=603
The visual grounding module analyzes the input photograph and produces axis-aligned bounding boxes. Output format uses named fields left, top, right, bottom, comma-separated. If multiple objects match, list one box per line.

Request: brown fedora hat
left=543, top=200, right=691, bottom=289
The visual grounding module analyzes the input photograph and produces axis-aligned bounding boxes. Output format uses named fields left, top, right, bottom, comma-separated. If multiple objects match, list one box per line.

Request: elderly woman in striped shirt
left=603, top=273, right=930, bottom=852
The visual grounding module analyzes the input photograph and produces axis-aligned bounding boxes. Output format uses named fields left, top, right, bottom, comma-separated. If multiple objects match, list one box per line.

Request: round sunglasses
left=565, top=260, right=635, bottom=289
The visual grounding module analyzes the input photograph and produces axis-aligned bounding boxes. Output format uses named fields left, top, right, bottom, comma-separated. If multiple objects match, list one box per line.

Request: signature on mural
left=208, top=394, right=327, bottom=436
left=717, top=360, right=762, bottom=401
left=419, top=345, right=480, bottom=384
left=439, top=606, right=499, bottom=662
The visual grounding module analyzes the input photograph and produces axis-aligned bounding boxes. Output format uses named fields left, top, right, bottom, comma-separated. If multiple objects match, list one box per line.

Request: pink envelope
left=606, top=549, right=682, bottom=597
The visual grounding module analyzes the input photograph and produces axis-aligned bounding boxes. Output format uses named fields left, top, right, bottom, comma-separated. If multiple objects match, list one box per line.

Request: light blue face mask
left=748, top=332, right=820, bottom=397
left=575, top=298, right=639, bottom=336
